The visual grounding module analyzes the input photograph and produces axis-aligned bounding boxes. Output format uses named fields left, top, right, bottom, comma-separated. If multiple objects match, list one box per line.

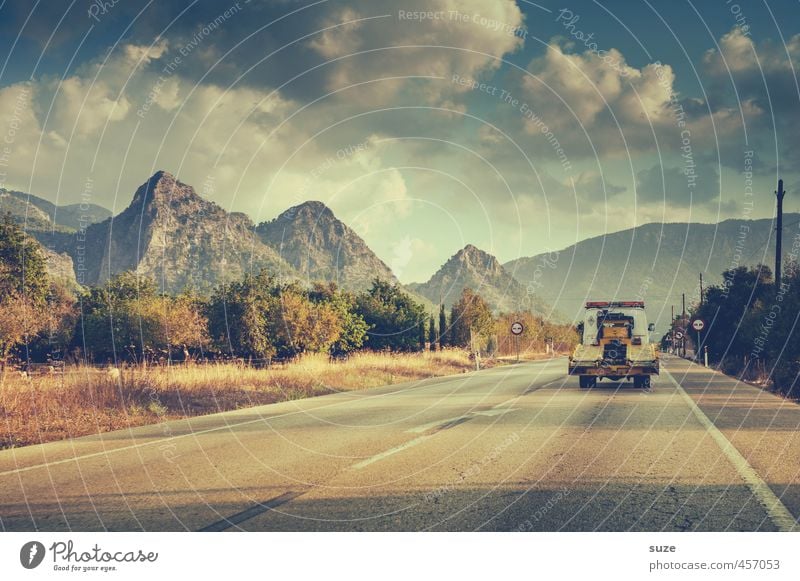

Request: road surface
left=1, top=355, right=799, bottom=531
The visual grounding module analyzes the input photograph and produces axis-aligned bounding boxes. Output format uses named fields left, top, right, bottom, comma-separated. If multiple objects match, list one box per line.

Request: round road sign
left=511, top=322, right=524, bottom=336
left=692, top=319, right=705, bottom=331
left=674, top=331, right=684, bottom=340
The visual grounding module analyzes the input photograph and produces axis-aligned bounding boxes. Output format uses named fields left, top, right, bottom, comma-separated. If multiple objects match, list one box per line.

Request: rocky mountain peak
left=256, top=200, right=396, bottom=291
left=449, top=244, right=501, bottom=274
left=290, top=200, right=334, bottom=219
left=74, top=171, right=291, bottom=291
left=130, top=170, right=201, bottom=210
left=409, top=244, right=538, bottom=313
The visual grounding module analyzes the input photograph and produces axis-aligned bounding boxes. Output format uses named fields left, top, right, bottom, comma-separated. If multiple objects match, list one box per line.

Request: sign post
left=692, top=319, right=705, bottom=362
left=674, top=331, right=684, bottom=357
left=511, top=322, right=524, bottom=362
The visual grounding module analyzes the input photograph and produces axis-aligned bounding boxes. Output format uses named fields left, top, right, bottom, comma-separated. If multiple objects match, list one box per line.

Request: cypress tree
left=438, top=304, right=447, bottom=349
left=428, top=314, right=436, bottom=351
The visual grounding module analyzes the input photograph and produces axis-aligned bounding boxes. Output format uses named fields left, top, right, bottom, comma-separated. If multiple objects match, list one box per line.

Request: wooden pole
left=776, top=178, right=785, bottom=289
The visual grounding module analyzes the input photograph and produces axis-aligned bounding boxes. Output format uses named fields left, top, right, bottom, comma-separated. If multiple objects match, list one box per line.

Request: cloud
left=636, top=163, right=721, bottom=207
left=702, top=28, right=800, bottom=171
left=518, top=40, right=675, bottom=138
left=305, top=0, right=525, bottom=105
left=307, top=8, right=365, bottom=59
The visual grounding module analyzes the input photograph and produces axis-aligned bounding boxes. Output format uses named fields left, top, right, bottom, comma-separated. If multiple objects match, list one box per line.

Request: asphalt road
left=2, top=355, right=799, bottom=532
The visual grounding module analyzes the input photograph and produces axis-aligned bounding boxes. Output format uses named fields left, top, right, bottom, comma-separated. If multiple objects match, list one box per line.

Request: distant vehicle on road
left=568, top=301, right=659, bottom=389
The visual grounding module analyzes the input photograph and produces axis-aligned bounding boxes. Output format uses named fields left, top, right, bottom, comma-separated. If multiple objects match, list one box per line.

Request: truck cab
left=569, top=301, right=659, bottom=389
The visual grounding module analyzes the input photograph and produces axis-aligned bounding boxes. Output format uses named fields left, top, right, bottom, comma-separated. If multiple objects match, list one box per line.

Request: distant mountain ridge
left=1, top=188, right=111, bottom=285
left=504, top=216, right=794, bottom=328
left=11, top=170, right=790, bottom=328
left=0, top=188, right=110, bottom=232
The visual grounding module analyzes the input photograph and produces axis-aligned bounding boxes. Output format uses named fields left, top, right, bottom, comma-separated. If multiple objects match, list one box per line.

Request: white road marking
left=406, top=408, right=518, bottom=434
left=664, top=367, right=799, bottom=532
left=492, top=398, right=517, bottom=409
left=406, top=416, right=471, bottom=434
left=351, top=436, right=430, bottom=469
left=473, top=408, right=517, bottom=417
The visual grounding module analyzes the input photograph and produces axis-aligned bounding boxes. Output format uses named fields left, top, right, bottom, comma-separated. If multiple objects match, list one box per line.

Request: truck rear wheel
left=634, top=376, right=651, bottom=389
left=579, top=376, right=596, bottom=389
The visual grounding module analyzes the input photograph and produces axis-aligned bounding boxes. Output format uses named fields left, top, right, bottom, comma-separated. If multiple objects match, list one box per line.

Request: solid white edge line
left=664, top=366, right=799, bottom=532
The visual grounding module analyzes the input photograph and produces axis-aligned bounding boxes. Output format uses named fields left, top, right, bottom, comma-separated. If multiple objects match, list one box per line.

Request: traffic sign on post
left=692, top=319, right=705, bottom=363
left=511, top=322, right=523, bottom=362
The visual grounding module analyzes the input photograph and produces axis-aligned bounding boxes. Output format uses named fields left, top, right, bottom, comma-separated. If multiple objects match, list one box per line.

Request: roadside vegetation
left=0, top=214, right=577, bottom=448
left=667, top=263, right=800, bottom=399
left=0, top=350, right=484, bottom=449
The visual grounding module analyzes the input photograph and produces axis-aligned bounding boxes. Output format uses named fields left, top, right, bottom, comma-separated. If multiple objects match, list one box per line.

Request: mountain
left=42, top=246, right=78, bottom=289
left=504, top=216, right=794, bottom=329
left=77, top=171, right=295, bottom=292
left=409, top=244, right=547, bottom=314
left=0, top=188, right=110, bottom=232
left=256, top=200, right=397, bottom=291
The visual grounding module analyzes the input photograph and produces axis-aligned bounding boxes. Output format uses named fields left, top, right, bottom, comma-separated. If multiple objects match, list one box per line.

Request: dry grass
left=0, top=349, right=492, bottom=449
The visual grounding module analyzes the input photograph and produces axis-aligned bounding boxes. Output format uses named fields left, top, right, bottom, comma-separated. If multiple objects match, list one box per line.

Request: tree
left=0, top=291, right=47, bottom=365
left=208, top=277, right=367, bottom=362
left=355, top=279, right=426, bottom=351
left=754, top=263, right=800, bottom=395
left=486, top=334, right=497, bottom=357
left=0, top=212, right=49, bottom=305
left=154, top=292, right=210, bottom=357
left=79, top=272, right=208, bottom=362
left=692, top=265, right=773, bottom=373
left=310, top=283, right=368, bottom=358
left=449, top=288, right=494, bottom=348
left=80, top=271, right=156, bottom=361
left=438, top=304, right=447, bottom=348
left=0, top=215, right=51, bottom=365
left=418, top=318, right=426, bottom=351
left=27, top=280, right=79, bottom=362
left=270, top=284, right=343, bottom=358
left=428, top=314, right=437, bottom=351
left=207, top=271, right=277, bottom=362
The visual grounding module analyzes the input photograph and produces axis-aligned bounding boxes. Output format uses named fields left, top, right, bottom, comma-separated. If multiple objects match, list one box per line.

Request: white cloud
left=521, top=41, right=674, bottom=131
left=51, top=77, right=131, bottom=137
left=307, top=0, right=525, bottom=105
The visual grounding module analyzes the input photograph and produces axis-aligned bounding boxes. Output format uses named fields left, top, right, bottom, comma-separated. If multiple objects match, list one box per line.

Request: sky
left=0, top=0, right=798, bottom=283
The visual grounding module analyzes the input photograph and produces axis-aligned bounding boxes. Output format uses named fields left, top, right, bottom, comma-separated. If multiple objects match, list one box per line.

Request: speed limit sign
left=692, top=319, right=705, bottom=331
left=511, top=322, right=524, bottom=336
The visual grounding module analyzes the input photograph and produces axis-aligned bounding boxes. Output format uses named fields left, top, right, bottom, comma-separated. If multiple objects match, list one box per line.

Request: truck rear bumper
left=568, top=364, right=659, bottom=377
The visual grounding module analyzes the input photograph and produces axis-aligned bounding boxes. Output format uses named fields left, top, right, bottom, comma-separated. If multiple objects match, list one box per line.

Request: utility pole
left=681, top=294, right=686, bottom=358
left=775, top=178, right=786, bottom=290
left=699, top=272, right=703, bottom=306
left=671, top=304, right=675, bottom=354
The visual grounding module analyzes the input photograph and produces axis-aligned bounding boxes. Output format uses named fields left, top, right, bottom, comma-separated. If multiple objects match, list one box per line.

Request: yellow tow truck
left=568, top=301, right=659, bottom=389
